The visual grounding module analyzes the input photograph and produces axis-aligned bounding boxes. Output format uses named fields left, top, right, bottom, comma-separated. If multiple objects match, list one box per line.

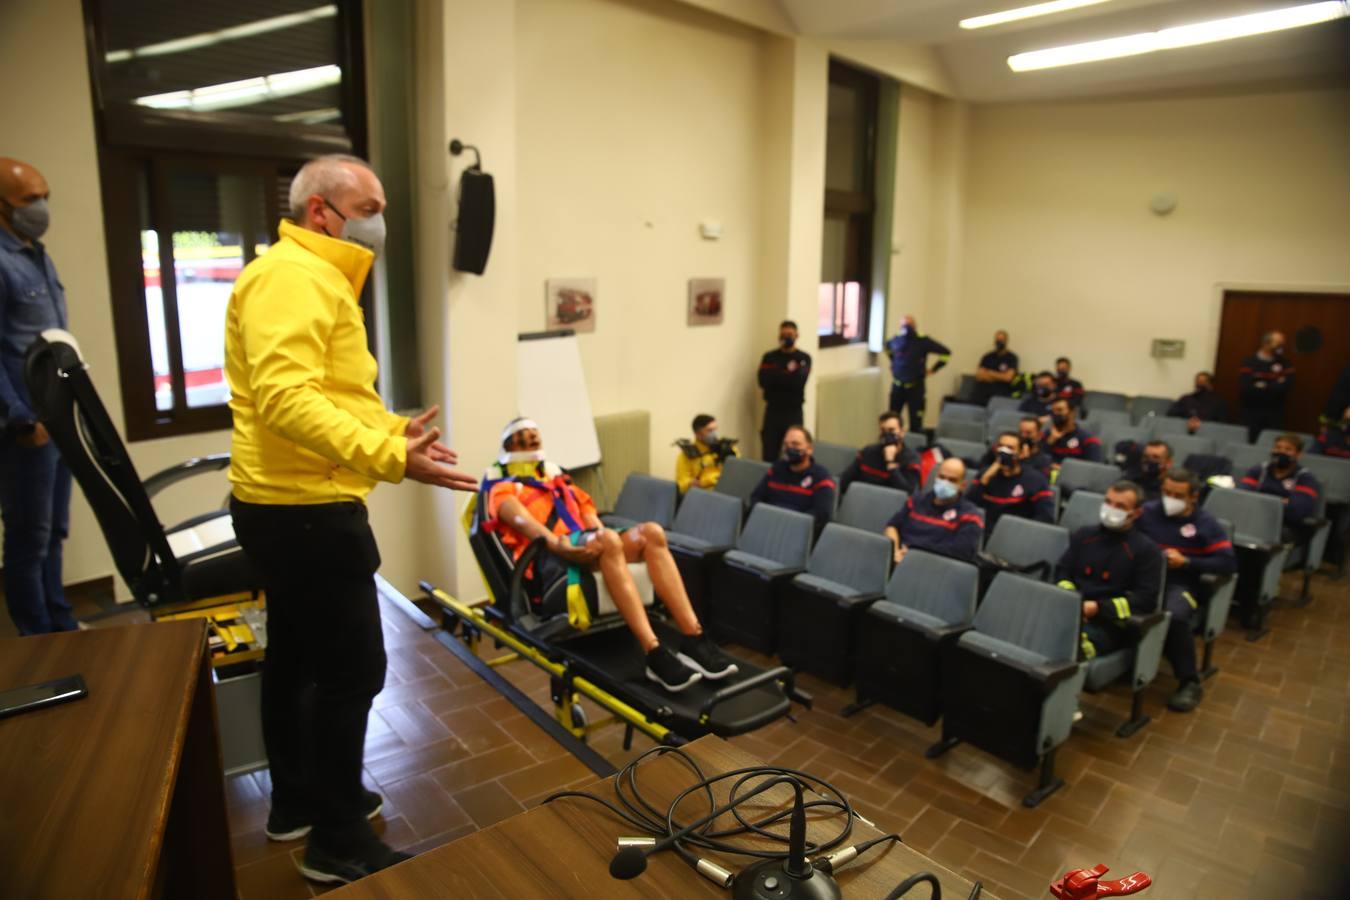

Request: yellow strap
left=1080, top=630, right=1097, bottom=660
left=1112, top=597, right=1131, bottom=619
left=1183, top=591, right=1197, bottom=610
left=1056, top=579, right=1077, bottom=591
left=566, top=581, right=591, bottom=631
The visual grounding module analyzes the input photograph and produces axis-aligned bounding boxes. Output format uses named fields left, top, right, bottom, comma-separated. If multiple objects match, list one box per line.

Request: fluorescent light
left=1009, top=0, right=1350, bottom=71
left=960, top=0, right=1112, bottom=30
left=135, top=64, right=341, bottom=112
left=273, top=107, right=342, bottom=125
left=106, top=5, right=336, bottom=63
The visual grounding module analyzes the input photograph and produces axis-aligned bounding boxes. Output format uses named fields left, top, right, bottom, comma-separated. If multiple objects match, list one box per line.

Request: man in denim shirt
left=0, top=158, right=75, bottom=634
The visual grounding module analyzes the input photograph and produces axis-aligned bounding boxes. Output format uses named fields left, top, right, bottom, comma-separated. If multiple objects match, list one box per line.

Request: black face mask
left=995, top=447, right=1017, bottom=466
left=1272, top=452, right=1293, bottom=469
left=1143, top=460, right=1161, bottom=477
left=1273, top=346, right=1285, bottom=357
left=1021, top=437, right=1038, bottom=452
left=1195, top=383, right=1210, bottom=393
left=994, top=340, right=1007, bottom=351
left=1056, top=370, right=1069, bottom=380
left=1036, top=386, right=1053, bottom=399
left=784, top=447, right=806, bottom=463
left=880, top=432, right=901, bottom=446
left=1051, top=413, right=1069, bottom=428
left=779, top=336, right=795, bottom=349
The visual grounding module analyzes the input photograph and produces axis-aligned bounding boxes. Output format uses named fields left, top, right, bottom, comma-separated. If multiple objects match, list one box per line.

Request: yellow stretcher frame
left=422, top=583, right=675, bottom=746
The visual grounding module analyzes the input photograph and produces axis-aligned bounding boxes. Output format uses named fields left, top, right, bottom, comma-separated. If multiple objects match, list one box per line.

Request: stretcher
left=422, top=506, right=811, bottom=748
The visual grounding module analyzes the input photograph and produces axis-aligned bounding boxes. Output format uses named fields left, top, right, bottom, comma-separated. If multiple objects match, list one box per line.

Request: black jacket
left=1057, top=525, right=1163, bottom=623
left=758, top=348, right=811, bottom=407
left=840, top=442, right=921, bottom=495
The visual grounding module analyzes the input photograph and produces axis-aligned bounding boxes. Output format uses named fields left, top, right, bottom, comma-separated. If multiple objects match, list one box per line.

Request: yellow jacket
left=675, top=440, right=738, bottom=493
left=226, top=221, right=408, bottom=505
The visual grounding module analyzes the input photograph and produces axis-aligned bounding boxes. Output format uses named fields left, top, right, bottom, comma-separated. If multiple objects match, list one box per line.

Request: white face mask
left=933, top=478, right=959, bottom=501
left=1099, top=504, right=1130, bottom=531
left=324, top=199, right=387, bottom=257
left=1162, top=496, right=1187, bottom=518
left=498, top=448, right=546, bottom=465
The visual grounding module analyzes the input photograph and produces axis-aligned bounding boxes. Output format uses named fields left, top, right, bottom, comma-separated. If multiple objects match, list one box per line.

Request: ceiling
left=776, top=0, right=1350, bottom=102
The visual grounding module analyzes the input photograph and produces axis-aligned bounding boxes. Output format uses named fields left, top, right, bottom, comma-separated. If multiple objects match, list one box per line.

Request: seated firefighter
left=883, top=457, right=984, bottom=564
left=750, top=425, right=837, bottom=532
left=839, top=410, right=921, bottom=495
left=1056, top=481, right=1163, bottom=664
left=484, top=418, right=736, bottom=692
left=674, top=413, right=739, bottom=494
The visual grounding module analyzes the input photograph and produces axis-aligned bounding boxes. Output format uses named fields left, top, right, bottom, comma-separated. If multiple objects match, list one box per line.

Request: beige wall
left=2, top=0, right=424, bottom=598
left=953, top=87, right=1350, bottom=400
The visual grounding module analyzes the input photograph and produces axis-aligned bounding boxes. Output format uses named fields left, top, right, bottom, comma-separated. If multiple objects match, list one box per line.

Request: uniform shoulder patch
left=1180, top=523, right=1197, bottom=538
left=944, top=508, right=957, bottom=521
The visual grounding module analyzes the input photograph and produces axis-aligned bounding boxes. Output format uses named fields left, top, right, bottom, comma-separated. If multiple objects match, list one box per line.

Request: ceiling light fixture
left=105, top=5, right=337, bottom=63
left=960, top=0, right=1112, bottom=30
left=1008, top=0, right=1349, bottom=71
left=135, top=64, right=341, bottom=113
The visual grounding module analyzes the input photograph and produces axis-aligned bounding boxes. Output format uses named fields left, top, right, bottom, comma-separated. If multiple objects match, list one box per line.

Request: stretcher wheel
left=571, top=702, right=588, bottom=733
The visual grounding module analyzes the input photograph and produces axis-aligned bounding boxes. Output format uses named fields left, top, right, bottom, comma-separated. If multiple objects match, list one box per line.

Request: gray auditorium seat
left=601, top=474, right=678, bottom=530
left=1099, top=425, right=1147, bottom=467
left=933, top=438, right=987, bottom=467
left=1162, top=434, right=1215, bottom=464
left=1058, top=459, right=1122, bottom=499
left=986, top=395, right=1022, bottom=415
left=979, top=516, right=1070, bottom=585
left=1148, top=416, right=1191, bottom=438
left=1197, top=518, right=1238, bottom=680
left=928, top=573, right=1086, bottom=807
left=714, top=457, right=771, bottom=512
left=706, top=505, right=813, bottom=653
left=813, top=441, right=858, bottom=480
left=1083, top=390, right=1128, bottom=413
left=1195, top=422, right=1249, bottom=447
left=1058, top=490, right=1104, bottom=535
left=1254, top=429, right=1315, bottom=451
left=1081, top=566, right=1168, bottom=739
left=904, top=431, right=929, bottom=451
left=1202, top=488, right=1291, bottom=639
left=666, top=489, right=742, bottom=622
left=1222, top=442, right=1268, bottom=477
left=777, top=524, right=891, bottom=685
left=936, top=419, right=986, bottom=444
left=1084, top=409, right=1131, bottom=430
left=987, top=410, right=1025, bottom=440
left=836, top=483, right=907, bottom=534
left=852, top=550, right=978, bottom=724
left=1130, top=396, right=1174, bottom=424
left=940, top=402, right=986, bottom=424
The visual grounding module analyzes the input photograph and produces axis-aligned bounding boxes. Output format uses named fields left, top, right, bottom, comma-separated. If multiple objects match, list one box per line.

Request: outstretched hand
left=404, top=427, right=478, bottom=492
left=405, top=404, right=440, bottom=439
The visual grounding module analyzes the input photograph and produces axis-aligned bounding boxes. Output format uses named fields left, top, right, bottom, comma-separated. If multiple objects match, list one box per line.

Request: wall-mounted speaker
left=453, top=168, right=495, bottom=275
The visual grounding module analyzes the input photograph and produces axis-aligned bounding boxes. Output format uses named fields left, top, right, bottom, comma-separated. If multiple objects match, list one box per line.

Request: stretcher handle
left=697, top=666, right=808, bottom=721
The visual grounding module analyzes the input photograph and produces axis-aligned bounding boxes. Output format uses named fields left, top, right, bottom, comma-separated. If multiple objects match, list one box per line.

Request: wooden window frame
left=819, top=60, right=879, bottom=349
left=81, top=0, right=368, bottom=442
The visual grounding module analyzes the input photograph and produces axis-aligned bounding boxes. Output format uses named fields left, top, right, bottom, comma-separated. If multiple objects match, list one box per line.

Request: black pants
left=889, top=381, right=927, bottom=432
left=761, top=404, right=803, bottom=462
left=230, top=497, right=386, bottom=850
left=1241, top=406, right=1283, bottom=443
left=1161, top=583, right=1200, bottom=683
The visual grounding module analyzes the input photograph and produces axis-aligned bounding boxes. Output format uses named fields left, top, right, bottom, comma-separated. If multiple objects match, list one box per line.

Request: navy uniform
left=966, top=466, right=1053, bottom=535
left=1314, top=422, right=1350, bottom=459
left=974, top=349, right=1018, bottom=405
left=750, top=458, right=835, bottom=531
left=1124, top=463, right=1166, bottom=502
left=1239, top=462, right=1321, bottom=530
left=1018, top=391, right=1055, bottom=417
left=885, top=491, right=984, bottom=563
left=1056, top=375, right=1085, bottom=410
left=1137, top=501, right=1235, bottom=684
left=1167, top=388, right=1229, bottom=424
left=1043, top=426, right=1103, bottom=464
left=839, top=441, right=921, bottom=495
left=885, top=330, right=949, bottom=432
left=1057, top=525, right=1163, bottom=659
left=758, top=347, right=811, bottom=461
left=1238, top=352, right=1294, bottom=441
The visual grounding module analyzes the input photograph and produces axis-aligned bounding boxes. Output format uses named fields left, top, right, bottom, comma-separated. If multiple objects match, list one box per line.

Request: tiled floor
left=219, top=565, right=1350, bottom=900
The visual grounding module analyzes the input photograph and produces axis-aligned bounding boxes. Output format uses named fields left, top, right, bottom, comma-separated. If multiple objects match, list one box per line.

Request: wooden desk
left=0, top=621, right=236, bottom=900
left=330, top=735, right=992, bottom=899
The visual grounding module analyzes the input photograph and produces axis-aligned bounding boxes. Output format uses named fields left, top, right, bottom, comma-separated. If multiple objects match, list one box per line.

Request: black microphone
left=608, top=775, right=801, bottom=884
left=732, top=779, right=841, bottom=900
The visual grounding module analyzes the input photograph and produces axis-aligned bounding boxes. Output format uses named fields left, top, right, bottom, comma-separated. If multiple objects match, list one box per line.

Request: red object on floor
left=1050, top=864, right=1152, bottom=898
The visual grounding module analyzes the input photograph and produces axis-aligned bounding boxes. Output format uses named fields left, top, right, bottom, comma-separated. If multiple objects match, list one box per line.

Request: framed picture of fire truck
left=545, top=278, right=597, bottom=333
left=687, top=278, right=724, bottom=326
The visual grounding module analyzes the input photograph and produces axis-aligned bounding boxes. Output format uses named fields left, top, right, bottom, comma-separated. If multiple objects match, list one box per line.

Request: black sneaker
left=677, top=635, right=739, bottom=680
left=299, top=838, right=411, bottom=884
left=266, top=789, right=385, bottom=842
left=1167, top=680, right=1204, bottom=713
left=645, top=644, right=701, bottom=692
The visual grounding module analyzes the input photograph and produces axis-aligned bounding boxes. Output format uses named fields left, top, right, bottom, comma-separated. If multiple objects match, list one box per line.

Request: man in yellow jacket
left=674, top=413, right=739, bottom=493
left=226, top=154, right=477, bottom=885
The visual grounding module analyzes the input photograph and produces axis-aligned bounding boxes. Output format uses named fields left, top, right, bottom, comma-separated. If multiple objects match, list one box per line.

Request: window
left=83, top=1, right=367, bottom=440
left=818, top=61, right=879, bottom=348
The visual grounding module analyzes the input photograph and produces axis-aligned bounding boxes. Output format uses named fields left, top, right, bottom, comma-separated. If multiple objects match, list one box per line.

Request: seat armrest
left=1233, top=537, right=1279, bottom=553
left=835, top=591, right=884, bottom=611
left=1198, top=572, right=1233, bottom=588
left=976, top=552, right=1049, bottom=580
left=925, top=623, right=974, bottom=643
left=960, top=641, right=1080, bottom=691
left=142, top=453, right=231, bottom=499
left=1122, top=610, right=1166, bottom=638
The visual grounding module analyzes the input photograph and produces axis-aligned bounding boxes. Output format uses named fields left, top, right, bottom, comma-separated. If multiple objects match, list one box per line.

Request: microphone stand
left=732, top=779, right=841, bottom=900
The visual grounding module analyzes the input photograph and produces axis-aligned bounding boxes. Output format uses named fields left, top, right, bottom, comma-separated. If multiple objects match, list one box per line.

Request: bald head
left=0, top=158, right=50, bottom=244
left=288, top=154, right=385, bottom=239
left=938, top=457, right=966, bottom=483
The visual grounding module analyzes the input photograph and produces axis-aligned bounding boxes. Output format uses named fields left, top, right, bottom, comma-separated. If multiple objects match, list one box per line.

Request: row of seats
left=950, top=378, right=1203, bottom=426
left=937, top=399, right=1313, bottom=450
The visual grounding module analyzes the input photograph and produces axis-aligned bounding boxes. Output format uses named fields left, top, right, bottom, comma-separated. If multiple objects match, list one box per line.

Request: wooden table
left=0, top=620, right=236, bottom=900
left=330, top=735, right=992, bottom=898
